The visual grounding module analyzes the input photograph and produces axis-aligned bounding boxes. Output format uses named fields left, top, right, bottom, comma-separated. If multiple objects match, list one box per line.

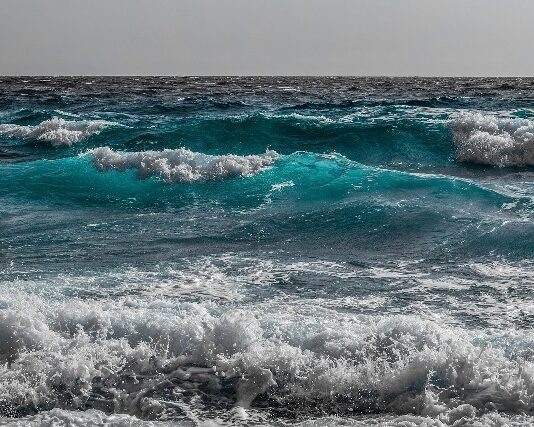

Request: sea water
left=1, top=77, right=534, bottom=426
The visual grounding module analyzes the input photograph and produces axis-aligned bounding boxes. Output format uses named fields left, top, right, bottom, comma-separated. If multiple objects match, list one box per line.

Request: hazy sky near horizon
left=1, top=0, right=533, bottom=76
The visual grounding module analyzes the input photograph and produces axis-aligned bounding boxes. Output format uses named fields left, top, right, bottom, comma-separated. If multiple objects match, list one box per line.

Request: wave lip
left=0, top=117, right=112, bottom=146
left=90, top=147, right=279, bottom=183
left=453, top=112, right=534, bottom=166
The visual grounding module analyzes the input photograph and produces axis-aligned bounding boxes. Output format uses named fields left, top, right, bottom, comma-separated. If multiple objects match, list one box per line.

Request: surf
left=0, top=117, right=116, bottom=146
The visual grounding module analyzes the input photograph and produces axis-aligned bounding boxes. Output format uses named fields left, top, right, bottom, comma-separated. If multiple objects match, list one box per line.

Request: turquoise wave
left=4, top=149, right=532, bottom=259
left=0, top=150, right=515, bottom=207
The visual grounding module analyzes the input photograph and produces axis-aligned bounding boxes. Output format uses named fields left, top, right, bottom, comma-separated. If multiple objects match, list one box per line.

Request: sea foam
left=452, top=112, right=534, bottom=166
left=90, top=147, right=278, bottom=182
left=2, top=285, right=534, bottom=423
left=0, top=117, right=112, bottom=146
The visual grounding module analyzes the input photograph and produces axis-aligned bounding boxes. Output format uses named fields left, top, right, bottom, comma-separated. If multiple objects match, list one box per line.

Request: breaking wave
left=0, top=117, right=113, bottom=146
left=1, top=288, right=534, bottom=424
left=452, top=112, right=534, bottom=166
left=89, top=147, right=279, bottom=183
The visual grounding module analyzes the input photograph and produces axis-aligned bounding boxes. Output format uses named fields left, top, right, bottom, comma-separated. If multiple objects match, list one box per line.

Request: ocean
left=1, top=76, right=534, bottom=426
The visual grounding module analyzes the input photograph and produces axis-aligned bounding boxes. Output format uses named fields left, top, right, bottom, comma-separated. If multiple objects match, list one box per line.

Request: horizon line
left=1, top=74, right=533, bottom=79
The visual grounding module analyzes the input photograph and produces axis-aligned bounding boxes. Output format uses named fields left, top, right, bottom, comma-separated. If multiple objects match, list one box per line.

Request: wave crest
left=0, top=117, right=112, bottom=146
left=90, top=147, right=278, bottom=183
left=452, top=112, right=534, bottom=166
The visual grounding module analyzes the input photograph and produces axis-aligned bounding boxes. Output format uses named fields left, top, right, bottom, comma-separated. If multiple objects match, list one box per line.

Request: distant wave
left=90, top=147, right=279, bottom=182
left=453, top=112, right=534, bottom=166
left=0, top=117, right=113, bottom=146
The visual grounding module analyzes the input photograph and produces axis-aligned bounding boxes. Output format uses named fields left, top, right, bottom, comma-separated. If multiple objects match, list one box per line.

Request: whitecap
left=452, top=111, right=534, bottom=166
left=89, top=147, right=278, bottom=183
left=0, top=117, right=114, bottom=146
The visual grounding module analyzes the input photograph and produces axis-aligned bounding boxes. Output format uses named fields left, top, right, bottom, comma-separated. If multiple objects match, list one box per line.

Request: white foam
left=89, top=147, right=278, bottom=182
left=2, top=255, right=534, bottom=424
left=271, top=180, right=294, bottom=191
left=297, top=412, right=533, bottom=426
left=7, top=410, right=533, bottom=427
left=2, top=283, right=534, bottom=424
left=452, top=112, right=534, bottom=165
left=0, top=117, right=112, bottom=146
left=1, top=408, right=179, bottom=426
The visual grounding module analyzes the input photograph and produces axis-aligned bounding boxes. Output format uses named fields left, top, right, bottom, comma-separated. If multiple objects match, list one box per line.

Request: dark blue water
left=1, top=77, right=534, bottom=426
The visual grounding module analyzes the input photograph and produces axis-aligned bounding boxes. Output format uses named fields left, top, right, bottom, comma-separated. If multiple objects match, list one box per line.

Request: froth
left=452, top=112, right=534, bottom=166
left=2, top=286, right=534, bottom=424
left=0, top=408, right=177, bottom=426
left=0, top=117, right=112, bottom=146
left=90, top=147, right=278, bottom=182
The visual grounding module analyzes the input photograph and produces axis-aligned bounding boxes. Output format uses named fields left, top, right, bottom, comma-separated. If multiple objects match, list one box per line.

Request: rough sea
left=1, top=77, right=534, bottom=426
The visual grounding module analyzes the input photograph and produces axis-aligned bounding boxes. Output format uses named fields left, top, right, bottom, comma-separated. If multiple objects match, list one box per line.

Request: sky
left=1, top=0, right=533, bottom=76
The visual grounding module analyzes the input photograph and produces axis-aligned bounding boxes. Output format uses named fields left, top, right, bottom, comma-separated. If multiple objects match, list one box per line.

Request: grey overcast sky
left=1, top=0, right=533, bottom=76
